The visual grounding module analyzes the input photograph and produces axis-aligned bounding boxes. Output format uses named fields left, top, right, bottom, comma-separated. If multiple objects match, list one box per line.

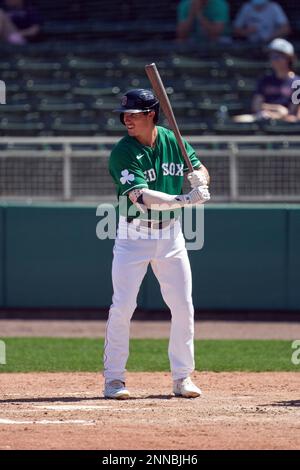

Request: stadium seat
left=0, top=61, right=11, bottom=71
left=17, top=59, right=62, bottom=72
left=4, top=82, right=21, bottom=93
left=25, top=80, right=72, bottom=94
left=212, top=121, right=260, bottom=135
left=72, top=81, right=120, bottom=98
left=171, top=57, right=220, bottom=77
left=261, top=120, right=300, bottom=135
left=68, top=58, right=114, bottom=74
left=183, top=80, right=232, bottom=94
left=0, top=118, right=44, bottom=136
left=38, top=99, right=85, bottom=113
left=51, top=118, right=99, bottom=136
left=1, top=103, right=31, bottom=113
left=225, top=58, right=270, bottom=78
left=236, top=78, right=257, bottom=93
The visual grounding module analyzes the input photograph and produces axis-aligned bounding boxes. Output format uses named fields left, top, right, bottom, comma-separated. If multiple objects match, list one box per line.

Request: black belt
left=126, top=217, right=177, bottom=230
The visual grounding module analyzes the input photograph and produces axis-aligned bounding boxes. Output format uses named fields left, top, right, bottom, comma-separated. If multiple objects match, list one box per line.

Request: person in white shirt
left=234, top=0, right=290, bottom=43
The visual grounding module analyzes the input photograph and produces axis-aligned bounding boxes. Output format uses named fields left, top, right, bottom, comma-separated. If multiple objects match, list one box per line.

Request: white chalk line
left=35, top=404, right=164, bottom=412
left=0, top=403, right=165, bottom=418
left=2, top=392, right=96, bottom=398
left=37, top=405, right=111, bottom=411
left=0, top=418, right=95, bottom=426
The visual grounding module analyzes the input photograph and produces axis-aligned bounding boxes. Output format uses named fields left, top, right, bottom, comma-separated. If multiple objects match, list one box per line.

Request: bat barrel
left=145, top=63, right=194, bottom=172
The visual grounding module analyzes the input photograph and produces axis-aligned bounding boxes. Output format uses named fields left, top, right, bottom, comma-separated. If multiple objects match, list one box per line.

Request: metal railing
left=0, top=135, right=300, bottom=202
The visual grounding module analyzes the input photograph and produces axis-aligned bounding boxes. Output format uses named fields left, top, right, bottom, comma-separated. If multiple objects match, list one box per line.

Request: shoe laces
left=175, top=377, right=192, bottom=386
left=181, top=377, right=193, bottom=386
left=108, top=380, right=124, bottom=389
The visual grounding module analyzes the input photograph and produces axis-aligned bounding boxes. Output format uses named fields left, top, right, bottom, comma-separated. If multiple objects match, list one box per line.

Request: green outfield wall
left=288, top=208, right=300, bottom=310
left=0, top=203, right=299, bottom=311
left=0, top=207, right=4, bottom=307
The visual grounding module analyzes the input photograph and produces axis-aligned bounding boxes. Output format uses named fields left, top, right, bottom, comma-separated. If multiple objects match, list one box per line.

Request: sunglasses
left=270, top=52, right=286, bottom=61
left=124, top=111, right=151, bottom=119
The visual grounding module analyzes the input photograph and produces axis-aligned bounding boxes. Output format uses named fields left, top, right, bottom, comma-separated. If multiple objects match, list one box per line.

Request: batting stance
left=103, top=89, right=210, bottom=399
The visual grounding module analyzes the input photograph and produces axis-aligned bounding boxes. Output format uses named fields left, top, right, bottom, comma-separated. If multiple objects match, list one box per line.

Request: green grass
left=0, top=338, right=299, bottom=373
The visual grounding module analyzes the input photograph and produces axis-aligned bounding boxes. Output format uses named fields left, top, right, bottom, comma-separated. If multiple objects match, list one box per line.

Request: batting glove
left=187, top=170, right=208, bottom=189
left=185, top=185, right=210, bottom=205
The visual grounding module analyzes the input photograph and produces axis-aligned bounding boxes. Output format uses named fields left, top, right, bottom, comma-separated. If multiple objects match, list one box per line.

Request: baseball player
left=103, top=89, right=210, bottom=399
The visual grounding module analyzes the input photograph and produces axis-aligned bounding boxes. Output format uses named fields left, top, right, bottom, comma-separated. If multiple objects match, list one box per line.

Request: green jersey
left=109, top=125, right=201, bottom=220
left=177, top=0, right=230, bottom=40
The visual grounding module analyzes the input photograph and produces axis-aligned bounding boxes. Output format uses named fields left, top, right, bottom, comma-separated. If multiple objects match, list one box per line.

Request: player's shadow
left=99, top=395, right=174, bottom=401
left=0, top=396, right=100, bottom=404
left=260, top=400, right=300, bottom=407
left=143, top=394, right=174, bottom=400
left=0, top=394, right=174, bottom=403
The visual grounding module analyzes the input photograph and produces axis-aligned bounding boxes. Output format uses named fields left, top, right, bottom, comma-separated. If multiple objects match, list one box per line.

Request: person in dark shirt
left=252, top=38, right=300, bottom=121
left=234, top=38, right=300, bottom=123
left=3, top=0, right=42, bottom=42
left=0, top=7, right=24, bottom=44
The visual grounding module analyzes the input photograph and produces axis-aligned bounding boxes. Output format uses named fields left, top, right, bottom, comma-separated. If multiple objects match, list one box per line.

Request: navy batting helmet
left=114, top=89, right=160, bottom=125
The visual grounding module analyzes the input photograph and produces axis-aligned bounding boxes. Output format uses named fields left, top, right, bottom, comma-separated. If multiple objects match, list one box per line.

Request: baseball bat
left=145, top=62, right=194, bottom=173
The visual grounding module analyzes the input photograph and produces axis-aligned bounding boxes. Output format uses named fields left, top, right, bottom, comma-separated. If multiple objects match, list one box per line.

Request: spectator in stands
left=252, top=38, right=300, bottom=122
left=234, top=38, right=300, bottom=123
left=0, top=8, right=24, bottom=43
left=2, top=0, right=42, bottom=42
left=176, top=0, right=230, bottom=43
left=234, top=0, right=291, bottom=43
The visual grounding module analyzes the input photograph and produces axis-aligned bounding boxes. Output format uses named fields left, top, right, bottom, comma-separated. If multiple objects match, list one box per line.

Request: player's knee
left=166, top=298, right=194, bottom=313
left=109, top=301, right=136, bottom=320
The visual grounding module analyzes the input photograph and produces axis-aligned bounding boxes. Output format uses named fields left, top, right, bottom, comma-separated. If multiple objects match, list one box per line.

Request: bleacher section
left=25, top=1, right=300, bottom=42
left=2, top=40, right=300, bottom=137
left=1, top=1, right=300, bottom=137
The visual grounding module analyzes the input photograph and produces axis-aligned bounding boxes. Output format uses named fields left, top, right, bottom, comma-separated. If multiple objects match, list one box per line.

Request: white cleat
left=173, top=377, right=202, bottom=398
left=104, top=380, right=130, bottom=400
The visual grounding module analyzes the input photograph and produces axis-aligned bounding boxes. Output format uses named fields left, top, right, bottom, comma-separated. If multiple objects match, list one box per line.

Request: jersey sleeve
left=177, top=0, right=190, bottom=23
left=233, top=5, right=248, bottom=29
left=109, top=147, right=148, bottom=196
left=181, top=138, right=202, bottom=172
left=273, top=4, right=289, bottom=26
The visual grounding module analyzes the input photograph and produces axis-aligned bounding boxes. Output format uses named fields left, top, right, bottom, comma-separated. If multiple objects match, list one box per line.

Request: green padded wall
left=2, top=203, right=299, bottom=311
left=0, top=207, right=4, bottom=307
left=5, top=205, right=114, bottom=308
left=189, top=207, right=288, bottom=310
left=288, top=209, right=300, bottom=309
left=143, top=206, right=288, bottom=310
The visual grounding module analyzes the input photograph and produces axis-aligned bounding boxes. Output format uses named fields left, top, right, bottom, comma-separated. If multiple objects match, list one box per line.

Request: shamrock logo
left=120, top=169, right=135, bottom=185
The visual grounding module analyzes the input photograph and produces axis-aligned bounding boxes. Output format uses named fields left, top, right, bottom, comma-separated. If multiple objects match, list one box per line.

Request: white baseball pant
left=103, top=217, right=195, bottom=382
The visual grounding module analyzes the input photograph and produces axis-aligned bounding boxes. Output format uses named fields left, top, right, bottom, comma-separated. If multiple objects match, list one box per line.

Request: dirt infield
left=0, top=372, right=299, bottom=450
left=1, top=319, right=300, bottom=339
